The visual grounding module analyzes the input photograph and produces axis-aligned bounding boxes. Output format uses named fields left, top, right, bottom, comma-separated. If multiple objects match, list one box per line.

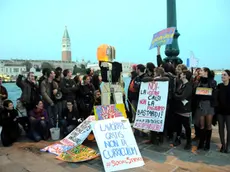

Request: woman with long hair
left=194, top=67, right=217, bottom=150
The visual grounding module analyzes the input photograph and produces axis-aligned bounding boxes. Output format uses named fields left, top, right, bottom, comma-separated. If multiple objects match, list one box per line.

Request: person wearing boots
left=173, top=70, right=193, bottom=150
left=216, top=70, right=230, bottom=153
left=194, top=67, right=217, bottom=151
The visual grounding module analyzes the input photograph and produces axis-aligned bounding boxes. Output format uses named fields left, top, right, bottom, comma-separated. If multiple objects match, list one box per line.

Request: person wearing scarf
left=29, top=100, right=49, bottom=142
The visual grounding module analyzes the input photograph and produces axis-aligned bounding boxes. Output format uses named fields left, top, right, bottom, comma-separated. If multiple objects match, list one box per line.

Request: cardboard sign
left=149, top=27, right=176, bottom=50
left=94, top=104, right=127, bottom=120
left=195, top=87, right=212, bottom=96
left=92, top=117, right=144, bottom=172
left=56, top=145, right=99, bottom=162
left=133, top=81, right=169, bottom=132
left=60, top=116, right=95, bottom=146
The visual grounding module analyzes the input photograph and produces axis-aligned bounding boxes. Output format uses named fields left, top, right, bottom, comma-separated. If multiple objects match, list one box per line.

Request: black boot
left=204, top=130, right=212, bottom=151
left=220, top=144, right=225, bottom=153
left=225, top=143, right=229, bottom=153
left=173, top=136, right=181, bottom=147
left=198, top=129, right=205, bottom=149
left=150, top=131, right=158, bottom=145
left=184, top=137, right=192, bottom=150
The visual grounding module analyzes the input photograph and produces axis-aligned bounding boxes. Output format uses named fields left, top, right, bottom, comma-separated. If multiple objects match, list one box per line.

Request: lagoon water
left=3, top=75, right=221, bottom=106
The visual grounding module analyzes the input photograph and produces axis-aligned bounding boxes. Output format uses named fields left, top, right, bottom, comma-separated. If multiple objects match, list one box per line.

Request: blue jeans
left=29, top=117, right=49, bottom=142
left=60, top=119, right=76, bottom=137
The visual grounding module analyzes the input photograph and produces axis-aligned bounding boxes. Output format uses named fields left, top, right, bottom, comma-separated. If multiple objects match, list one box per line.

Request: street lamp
left=164, top=0, right=183, bottom=66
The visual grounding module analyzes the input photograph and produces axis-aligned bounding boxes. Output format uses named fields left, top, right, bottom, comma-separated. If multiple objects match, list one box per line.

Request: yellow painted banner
left=56, top=145, right=99, bottom=162
left=94, top=104, right=127, bottom=120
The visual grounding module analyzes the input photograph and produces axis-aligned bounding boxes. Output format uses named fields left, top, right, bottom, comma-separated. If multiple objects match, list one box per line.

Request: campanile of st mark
left=62, top=26, right=72, bottom=61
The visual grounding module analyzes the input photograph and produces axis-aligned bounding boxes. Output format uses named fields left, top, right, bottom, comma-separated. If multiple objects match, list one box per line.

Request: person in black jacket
left=78, top=75, right=95, bottom=119
left=0, top=100, right=20, bottom=147
left=216, top=70, right=230, bottom=153
left=60, top=69, right=79, bottom=107
left=193, top=67, right=217, bottom=150
left=173, top=70, right=193, bottom=150
left=127, top=64, right=138, bottom=123
left=132, top=64, right=146, bottom=122
left=60, top=100, right=81, bottom=137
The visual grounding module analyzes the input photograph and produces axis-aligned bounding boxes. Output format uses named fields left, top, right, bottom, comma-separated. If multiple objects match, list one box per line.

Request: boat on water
left=0, top=74, right=15, bottom=83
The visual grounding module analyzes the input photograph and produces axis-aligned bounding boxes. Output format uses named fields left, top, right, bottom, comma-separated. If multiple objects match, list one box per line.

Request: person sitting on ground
left=0, top=100, right=20, bottom=147
left=60, top=100, right=82, bottom=137
left=16, top=98, right=30, bottom=134
left=29, top=100, right=49, bottom=142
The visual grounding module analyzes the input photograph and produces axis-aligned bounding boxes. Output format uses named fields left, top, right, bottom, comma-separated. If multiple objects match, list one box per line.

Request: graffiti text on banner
left=92, top=117, right=144, bottom=172
left=94, top=104, right=127, bottom=120
left=149, top=27, right=176, bottom=50
left=60, top=116, right=95, bottom=146
left=133, top=81, right=169, bottom=132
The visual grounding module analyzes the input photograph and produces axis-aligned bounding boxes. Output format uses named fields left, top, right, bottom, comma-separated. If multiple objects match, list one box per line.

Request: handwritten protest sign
left=149, top=27, right=176, bottom=50
left=60, top=116, right=95, bottom=146
left=94, top=104, right=127, bottom=120
left=56, top=145, right=99, bottom=162
left=92, top=117, right=144, bottom=172
left=134, top=81, right=168, bottom=132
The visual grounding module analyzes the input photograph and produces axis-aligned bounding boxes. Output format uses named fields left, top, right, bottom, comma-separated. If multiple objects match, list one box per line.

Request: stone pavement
left=0, top=126, right=230, bottom=172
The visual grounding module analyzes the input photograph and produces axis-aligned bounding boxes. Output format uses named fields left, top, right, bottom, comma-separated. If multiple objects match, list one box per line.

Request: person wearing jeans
left=216, top=70, right=230, bottom=153
left=29, top=101, right=49, bottom=142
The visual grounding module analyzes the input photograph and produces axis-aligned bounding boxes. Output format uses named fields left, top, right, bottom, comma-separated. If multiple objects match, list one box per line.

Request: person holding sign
left=216, top=70, right=230, bottom=153
left=173, top=70, right=193, bottom=150
left=193, top=67, right=217, bottom=151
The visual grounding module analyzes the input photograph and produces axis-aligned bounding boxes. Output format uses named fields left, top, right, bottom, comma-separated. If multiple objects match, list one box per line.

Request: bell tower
left=62, top=26, right=72, bottom=61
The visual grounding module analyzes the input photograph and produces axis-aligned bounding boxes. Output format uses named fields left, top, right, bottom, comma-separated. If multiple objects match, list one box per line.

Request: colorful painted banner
left=195, top=87, right=212, bottom=96
left=149, top=27, right=176, bottom=50
left=94, top=104, right=127, bottom=120
left=133, top=81, right=169, bottom=132
left=60, top=115, right=95, bottom=146
left=56, top=145, right=99, bottom=162
left=40, top=143, right=73, bottom=156
left=92, top=117, right=144, bottom=172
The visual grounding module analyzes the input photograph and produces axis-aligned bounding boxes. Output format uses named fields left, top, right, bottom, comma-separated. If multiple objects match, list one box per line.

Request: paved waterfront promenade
left=0, top=126, right=230, bottom=172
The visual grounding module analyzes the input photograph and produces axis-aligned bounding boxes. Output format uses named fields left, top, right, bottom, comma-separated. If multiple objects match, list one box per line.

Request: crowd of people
left=0, top=68, right=101, bottom=146
left=127, top=46, right=230, bottom=152
left=0, top=49, right=229, bottom=155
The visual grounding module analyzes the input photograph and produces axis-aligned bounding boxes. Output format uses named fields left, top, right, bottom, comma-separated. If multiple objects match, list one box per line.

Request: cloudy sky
left=0, top=0, right=229, bottom=69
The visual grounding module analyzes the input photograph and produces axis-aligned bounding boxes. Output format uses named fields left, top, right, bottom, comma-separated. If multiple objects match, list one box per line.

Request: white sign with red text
left=133, top=81, right=168, bottom=132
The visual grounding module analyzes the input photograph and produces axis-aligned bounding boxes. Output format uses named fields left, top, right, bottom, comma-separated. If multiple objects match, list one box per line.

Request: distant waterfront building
left=0, top=62, right=26, bottom=76
left=62, top=26, right=72, bottom=61
left=86, top=63, right=100, bottom=71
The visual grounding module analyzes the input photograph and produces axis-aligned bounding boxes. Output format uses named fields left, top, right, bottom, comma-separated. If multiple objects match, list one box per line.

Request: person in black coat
left=60, top=100, right=81, bottom=136
left=77, top=75, right=95, bottom=119
left=173, top=70, right=193, bottom=150
left=216, top=70, right=230, bottom=153
left=0, top=100, right=20, bottom=147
